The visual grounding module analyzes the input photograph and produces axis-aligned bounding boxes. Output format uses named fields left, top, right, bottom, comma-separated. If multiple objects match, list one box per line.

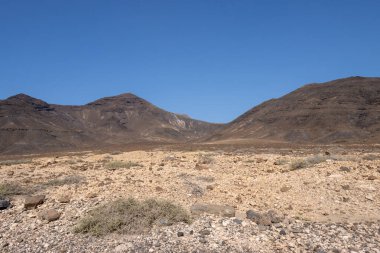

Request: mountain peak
left=86, top=92, right=151, bottom=107
left=6, top=93, right=48, bottom=106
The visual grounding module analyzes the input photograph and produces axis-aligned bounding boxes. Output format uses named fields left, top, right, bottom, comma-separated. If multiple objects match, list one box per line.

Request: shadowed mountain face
left=0, top=93, right=221, bottom=154
left=208, top=77, right=380, bottom=144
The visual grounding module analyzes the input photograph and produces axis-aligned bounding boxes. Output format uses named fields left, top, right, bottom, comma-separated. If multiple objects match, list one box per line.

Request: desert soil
left=1, top=147, right=380, bottom=252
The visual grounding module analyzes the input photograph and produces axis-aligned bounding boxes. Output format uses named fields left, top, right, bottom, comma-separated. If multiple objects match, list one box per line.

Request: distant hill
left=0, top=93, right=221, bottom=154
left=2, top=77, right=379, bottom=155
left=207, top=77, right=380, bottom=144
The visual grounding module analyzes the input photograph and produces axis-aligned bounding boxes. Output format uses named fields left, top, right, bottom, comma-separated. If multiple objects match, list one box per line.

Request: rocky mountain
left=208, top=77, right=380, bottom=144
left=0, top=93, right=221, bottom=154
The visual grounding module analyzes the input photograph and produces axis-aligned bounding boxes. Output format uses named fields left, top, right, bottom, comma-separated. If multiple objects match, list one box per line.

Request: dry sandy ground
left=0, top=147, right=379, bottom=252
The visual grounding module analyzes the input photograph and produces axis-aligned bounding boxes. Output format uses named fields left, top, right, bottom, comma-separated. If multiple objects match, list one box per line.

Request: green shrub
left=74, top=198, right=191, bottom=236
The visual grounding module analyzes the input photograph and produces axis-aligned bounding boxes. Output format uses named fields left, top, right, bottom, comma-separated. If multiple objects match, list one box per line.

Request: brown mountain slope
left=208, top=77, right=380, bottom=144
left=0, top=93, right=221, bottom=154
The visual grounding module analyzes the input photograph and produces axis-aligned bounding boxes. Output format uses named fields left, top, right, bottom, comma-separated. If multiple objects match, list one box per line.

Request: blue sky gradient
left=1, top=0, right=379, bottom=123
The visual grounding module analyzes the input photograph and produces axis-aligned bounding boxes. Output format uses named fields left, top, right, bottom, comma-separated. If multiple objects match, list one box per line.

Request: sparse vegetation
left=274, top=158, right=288, bottom=165
left=362, top=154, right=380, bottom=161
left=196, top=176, right=215, bottom=182
left=0, top=182, right=25, bottom=197
left=44, top=175, right=85, bottom=187
left=197, top=153, right=215, bottom=164
left=74, top=198, right=191, bottom=236
left=104, top=161, right=142, bottom=170
left=290, top=155, right=327, bottom=170
left=0, top=159, right=32, bottom=166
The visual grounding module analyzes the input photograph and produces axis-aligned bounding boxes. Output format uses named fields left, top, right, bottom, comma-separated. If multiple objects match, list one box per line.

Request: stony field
left=0, top=147, right=379, bottom=252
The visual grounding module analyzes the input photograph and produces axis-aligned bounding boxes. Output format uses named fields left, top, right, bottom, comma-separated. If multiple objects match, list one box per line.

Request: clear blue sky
left=1, top=0, right=379, bottom=123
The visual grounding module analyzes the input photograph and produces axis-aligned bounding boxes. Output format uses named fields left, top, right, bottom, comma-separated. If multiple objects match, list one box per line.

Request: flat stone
left=191, top=203, right=235, bottom=217
left=57, top=195, right=71, bottom=203
left=24, top=195, right=45, bottom=210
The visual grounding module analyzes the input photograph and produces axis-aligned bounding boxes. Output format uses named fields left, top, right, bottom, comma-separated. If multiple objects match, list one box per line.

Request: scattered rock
left=24, top=195, right=45, bottom=210
left=280, top=185, right=292, bottom=192
left=39, top=209, right=60, bottom=222
left=57, top=195, right=71, bottom=203
left=177, top=231, right=184, bottom=237
left=7, top=171, right=14, bottom=176
left=86, top=192, right=97, bottom=198
left=206, top=185, right=214, bottom=190
left=0, top=199, right=10, bottom=210
left=267, top=210, right=285, bottom=223
left=246, top=210, right=261, bottom=221
left=339, top=166, right=351, bottom=172
left=199, top=229, right=211, bottom=236
left=155, top=186, right=164, bottom=192
left=191, top=203, right=235, bottom=217
left=247, top=209, right=284, bottom=225
left=367, top=175, right=377, bottom=180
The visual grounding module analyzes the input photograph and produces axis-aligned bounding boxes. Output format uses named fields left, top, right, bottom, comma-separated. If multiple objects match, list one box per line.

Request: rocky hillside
left=208, top=77, right=380, bottom=144
left=0, top=93, right=221, bottom=154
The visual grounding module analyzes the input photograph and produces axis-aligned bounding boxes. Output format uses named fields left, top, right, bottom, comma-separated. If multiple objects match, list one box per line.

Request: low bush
left=0, top=159, right=32, bottom=166
left=362, top=154, right=380, bottom=161
left=0, top=182, right=25, bottom=197
left=44, top=175, right=85, bottom=187
left=289, top=155, right=327, bottom=170
left=74, top=198, right=191, bottom=236
left=104, top=161, right=142, bottom=170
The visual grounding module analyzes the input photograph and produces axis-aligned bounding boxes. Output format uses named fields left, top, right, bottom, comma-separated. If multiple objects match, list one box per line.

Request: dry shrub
left=0, top=182, right=25, bottom=197
left=0, top=159, right=32, bottom=166
left=74, top=198, right=191, bottom=236
left=197, top=153, right=215, bottom=165
left=104, top=161, right=142, bottom=170
left=290, top=155, right=327, bottom=170
left=362, top=154, right=380, bottom=161
left=44, top=175, right=85, bottom=187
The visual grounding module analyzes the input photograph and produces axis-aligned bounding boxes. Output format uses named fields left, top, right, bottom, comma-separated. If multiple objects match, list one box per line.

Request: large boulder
left=191, top=203, right=235, bottom=217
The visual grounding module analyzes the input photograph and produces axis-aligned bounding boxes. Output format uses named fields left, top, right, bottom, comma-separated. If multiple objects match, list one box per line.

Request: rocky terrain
left=1, top=147, right=379, bottom=252
left=208, top=77, right=380, bottom=144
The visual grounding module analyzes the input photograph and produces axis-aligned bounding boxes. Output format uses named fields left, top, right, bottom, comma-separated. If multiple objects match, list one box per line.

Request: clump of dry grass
left=44, top=175, right=85, bottom=187
left=274, top=158, right=288, bottom=165
left=362, top=154, right=380, bottom=161
left=290, top=155, right=327, bottom=170
left=0, top=182, right=25, bottom=197
left=197, top=153, right=215, bottom=165
left=104, top=161, right=142, bottom=170
left=74, top=198, right=191, bottom=236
